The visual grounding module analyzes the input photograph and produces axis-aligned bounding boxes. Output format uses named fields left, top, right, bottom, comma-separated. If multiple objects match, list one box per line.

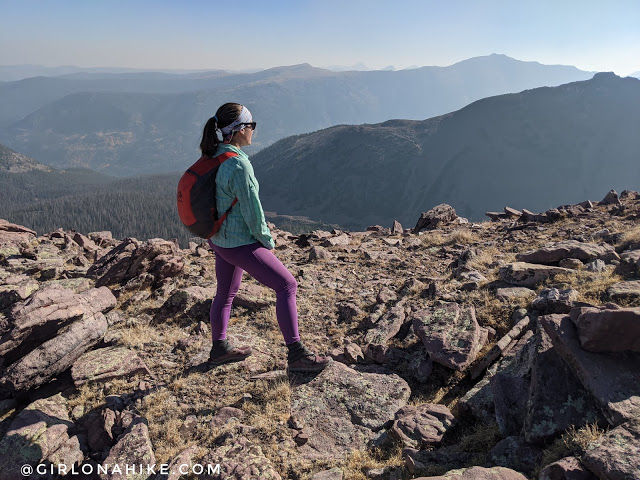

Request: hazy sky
left=1, top=0, right=639, bottom=75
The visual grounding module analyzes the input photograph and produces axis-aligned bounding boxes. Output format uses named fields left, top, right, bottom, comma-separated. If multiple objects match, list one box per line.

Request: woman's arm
left=230, top=162, right=275, bottom=249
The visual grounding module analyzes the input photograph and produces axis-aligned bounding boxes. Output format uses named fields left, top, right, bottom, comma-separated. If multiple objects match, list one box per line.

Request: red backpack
left=177, top=151, right=238, bottom=238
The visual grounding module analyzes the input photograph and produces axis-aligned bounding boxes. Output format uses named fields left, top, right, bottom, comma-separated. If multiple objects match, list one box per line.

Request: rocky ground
left=1, top=189, right=639, bottom=480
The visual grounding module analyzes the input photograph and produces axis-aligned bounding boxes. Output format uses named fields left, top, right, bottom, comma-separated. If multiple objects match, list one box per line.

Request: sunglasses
left=241, top=122, right=257, bottom=131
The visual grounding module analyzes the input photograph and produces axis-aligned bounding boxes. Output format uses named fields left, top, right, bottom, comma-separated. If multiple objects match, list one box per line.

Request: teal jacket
left=209, top=144, right=275, bottom=249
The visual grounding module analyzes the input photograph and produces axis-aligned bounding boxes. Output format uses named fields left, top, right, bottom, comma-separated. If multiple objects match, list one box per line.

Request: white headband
left=219, top=106, right=252, bottom=138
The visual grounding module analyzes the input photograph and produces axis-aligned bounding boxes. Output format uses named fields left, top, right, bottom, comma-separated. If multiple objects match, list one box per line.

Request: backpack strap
left=213, top=197, right=238, bottom=233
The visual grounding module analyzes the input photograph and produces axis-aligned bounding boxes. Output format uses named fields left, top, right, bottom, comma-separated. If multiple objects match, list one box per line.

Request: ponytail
left=199, top=116, right=220, bottom=157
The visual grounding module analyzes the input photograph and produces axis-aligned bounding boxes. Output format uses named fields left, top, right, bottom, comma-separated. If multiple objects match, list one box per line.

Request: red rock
left=412, top=302, right=483, bottom=371
left=210, top=406, right=245, bottom=429
left=539, top=456, right=597, bottom=480
left=607, top=280, right=640, bottom=303
left=413, top=204, right=458, bottom=233
left=294, top=431, right=309, bottom=446
left=0, top=394, right=83, bottom=480
left=156, top=445, right=199, bottom=480
left=614, top=249, right=640, bottom=276
left=414, top=466, right=528, bottom=479
left=309, top=245, right=333, bottom=261
left=82, top=408, right=116, bottom=454
left=100, top=417, right=155, bottom=480
left=200, top=437, right=282, bottom=479
left=390, top=403, right=456, bottom=448
left=72, top=346, right=152, bottom=387
left=233, top=283, right=272, bottom=310
left=290, top=362, right=410, bottom=460
left=516, top=240, right=619, bottom=265
left=504, top=206, right=523, bottom=217
left=72, top=232, right=98, bottom=252
left=0, top=285, right=116, bottom=364
left=310, top=468, right=343, bottom=480
left=154, top=445, right=198, bottom=480
left=599, top=189, right=621, bottom=205
left=364, top=305, right=406, bottom=345
left=0, top=310, right=109, bottom=394
left=524, top=322, right=604, bottom=443
left=499, top=262, right=573, bottom=287
left=488, top=436, right=543, bottom=476
left=0, top=276, right=39, bottom=310
left=541, top=314, right=640, bottom=424
left=344, top=341, right=364, bottom=363
left=0, top=219, right=36, bottom=245
left=573, top=306, right=640, bottom=353
left=582, top=416, right=640, bottom=479
left=88, top=238, right=184, bottom=288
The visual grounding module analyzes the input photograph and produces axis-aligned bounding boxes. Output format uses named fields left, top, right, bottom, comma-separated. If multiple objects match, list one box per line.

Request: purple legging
left=208, top=241, right=300, bottom=345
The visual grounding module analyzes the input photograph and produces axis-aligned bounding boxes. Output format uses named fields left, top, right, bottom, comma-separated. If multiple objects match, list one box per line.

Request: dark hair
left=199, top=102, right=244, bottom=157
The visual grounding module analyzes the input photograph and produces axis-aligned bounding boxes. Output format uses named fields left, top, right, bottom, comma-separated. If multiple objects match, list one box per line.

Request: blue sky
left=1, top=0, right=639, bottom=74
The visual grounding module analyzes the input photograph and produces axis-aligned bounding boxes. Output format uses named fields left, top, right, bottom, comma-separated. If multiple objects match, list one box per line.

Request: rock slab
left=71, top=346, right=152, bottom=387
left=573, top=306, right=640, bottom=353
left=412, top=204, right=459, bottom=233
left=541, top=314, right=640, bottom=425
left=290, top=362, right=410, bottom=460
left=607, top=280, right=640, bottom=303
left=200, top=436, right=282, bottom=479
left=100, top=417, right=156, bottom=480
left=390, top=403, right=455, bottom=448
left=1, top=311, right=109, bottom=394
left=499, top=262, right=572, bottom=287
left=516, top=240, right=618, bottom=264
left=582, top=416, right=640, bottom=480
left=524, top=321, right=604, bottom=443
left=412, top=302, right=484, bottom=370
left=414, top=466, right=528, bottom=480
left=539, top=456, right=597, bottom=480
left=364, top=305, right=406, bottom=345
left=0, top=285, right=116, bottom=364
left=0, top=394, right=83, bottom=480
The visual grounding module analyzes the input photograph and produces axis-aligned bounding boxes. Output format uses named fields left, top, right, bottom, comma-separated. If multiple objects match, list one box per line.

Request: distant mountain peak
left=592, top=71, right=620, bottom=80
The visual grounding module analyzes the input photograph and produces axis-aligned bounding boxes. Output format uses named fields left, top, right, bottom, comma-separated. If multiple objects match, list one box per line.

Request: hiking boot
left=286, top=340, right=332, bottom=372
left=287, top=352, right=332, bottom=372
left=208, top=340, right=252, bottom=366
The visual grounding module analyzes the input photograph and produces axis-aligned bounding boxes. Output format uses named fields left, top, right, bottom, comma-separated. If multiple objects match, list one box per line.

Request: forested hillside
left=0, top=145, right=338, bottom=245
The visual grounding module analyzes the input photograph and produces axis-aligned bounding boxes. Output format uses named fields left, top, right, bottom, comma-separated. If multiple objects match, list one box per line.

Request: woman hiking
left=201, top=103, right=331, bottom=372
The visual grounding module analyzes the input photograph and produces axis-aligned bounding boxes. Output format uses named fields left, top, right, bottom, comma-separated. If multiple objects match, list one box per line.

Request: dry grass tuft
left=618, top=224, right=640, bottom=249
left=421, top=229, right=479, bottom=248
left=420, top=232, right=447, bottom=248
left=67, top=378, right=138, bottom=413
left=0, top=405, right=18, bottom=440
left=115, top=322, right=186, bottom=350
left=465, top=247, right=517, bottom=281
left=565, top=423, right=606, bottom=451
left=455, top=422, right=501, bottom=455
left=341, top=444, right=404, bottom=480
left=457, top=289, right=514, bottom=336
left=533, top=423, right=606, bottom=477
left=552, top=269, right=623, bottom=304
left=139, top=389, right=185, bottom=463
left=449, top=228, right=480, bottom=245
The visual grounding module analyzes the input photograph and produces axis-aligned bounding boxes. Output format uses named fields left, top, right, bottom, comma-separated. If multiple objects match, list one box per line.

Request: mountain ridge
left=0, top=55, right=594, bottom=175
left=251, top=73, right=640, bottom=229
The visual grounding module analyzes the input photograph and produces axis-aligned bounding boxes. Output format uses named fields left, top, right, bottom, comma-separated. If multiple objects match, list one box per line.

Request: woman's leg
left=212, top=243, right=300, bottom=344
left=209, top=249, right=244, bottom=341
